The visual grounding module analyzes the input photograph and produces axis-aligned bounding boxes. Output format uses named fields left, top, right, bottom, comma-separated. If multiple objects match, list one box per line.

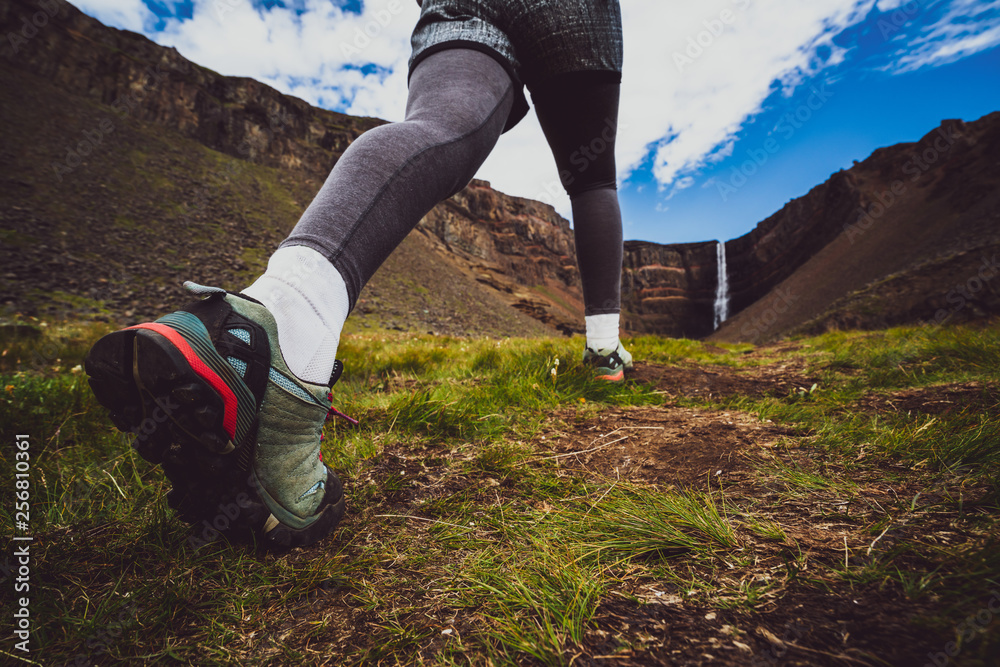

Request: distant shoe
left=84, top=282, right=346, bottom=549
left=582, top=342, right=634, bottom=382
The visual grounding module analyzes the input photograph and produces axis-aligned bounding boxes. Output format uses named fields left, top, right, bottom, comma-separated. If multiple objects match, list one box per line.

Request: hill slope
left=0, top=0, right=580, bottom=337
left=0, top=58, right=560, bottom=337
left=712, top=114, right=1000, bottom=342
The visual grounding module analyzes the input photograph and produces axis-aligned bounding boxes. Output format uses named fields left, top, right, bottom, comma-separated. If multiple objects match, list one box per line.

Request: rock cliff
left=0, top=0, right=378, bottom=175
left=418, top=183, right=585, bottom=334
left=3, top=0, right=997, bottom=340
left=621, top=241, right=718, bottom=339
left=712, top=114, right=1000, bottom=342
left=0, top=0, right=583, bottom=333
left=723, top=170, right=862, bottom=316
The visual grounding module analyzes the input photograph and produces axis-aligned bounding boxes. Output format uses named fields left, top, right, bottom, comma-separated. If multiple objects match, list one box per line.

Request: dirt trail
left=257, top=361, right=1000, bottom=665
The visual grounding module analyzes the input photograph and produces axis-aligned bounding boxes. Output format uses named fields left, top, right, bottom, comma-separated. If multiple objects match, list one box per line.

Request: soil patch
left=856, top=381, right=1000, bottom=417
left=577, top=584, right=946, bottom=666
left=535, top=406, right=798, bottom=487
left=262, top=374, right=997, bottom=666
left=631, top=362, right=818, bottom=401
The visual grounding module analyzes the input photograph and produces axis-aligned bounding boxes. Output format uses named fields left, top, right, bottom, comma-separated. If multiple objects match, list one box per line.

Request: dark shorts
left=409, top=0, right=623, bottom=131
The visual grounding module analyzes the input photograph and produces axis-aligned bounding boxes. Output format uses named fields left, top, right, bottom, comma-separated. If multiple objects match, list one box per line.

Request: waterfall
left=713, top=240, right=729, bottom=330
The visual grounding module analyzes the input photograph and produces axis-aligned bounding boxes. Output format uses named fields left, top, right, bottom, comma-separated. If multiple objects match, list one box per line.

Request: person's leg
left=242, top=48, right=515, bottom=384
left=85, top=48, right=516, bottom=549
left=532, top=76, right=630, bottom=376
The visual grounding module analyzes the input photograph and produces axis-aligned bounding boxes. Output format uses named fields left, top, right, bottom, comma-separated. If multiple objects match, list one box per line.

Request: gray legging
left=281, top=48, right=623, bottom=317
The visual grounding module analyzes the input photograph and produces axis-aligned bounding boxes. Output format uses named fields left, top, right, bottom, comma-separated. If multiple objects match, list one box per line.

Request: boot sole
left=85, top=326, right=344, bottom=550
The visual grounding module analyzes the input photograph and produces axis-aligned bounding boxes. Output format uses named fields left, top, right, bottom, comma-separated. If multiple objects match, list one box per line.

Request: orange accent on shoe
left=596, top=370, right=625, bottom=382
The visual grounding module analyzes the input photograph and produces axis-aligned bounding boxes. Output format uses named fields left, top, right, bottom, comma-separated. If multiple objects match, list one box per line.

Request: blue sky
left=623, top=39, right=1000, bottom=243
left=76, top=0, right=1000, bottom=245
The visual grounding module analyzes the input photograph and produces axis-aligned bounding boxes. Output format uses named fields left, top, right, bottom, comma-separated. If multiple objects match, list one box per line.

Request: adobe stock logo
left=843, top=125, right=959, bottom=244
left=931, top=254, right=1000, bottom=326
left=716, top=84, right=834, bottom=202
left=739, top=286, right=799, bottom=342
left=924, top=589, right=1000, bottom=667
left=339, top=0, right=406, bottom=58
left=2, top=0, right=59, bottom=55
left=876, top=0, right=923, bottom=41
left=49, top=63, right=175, bottom=181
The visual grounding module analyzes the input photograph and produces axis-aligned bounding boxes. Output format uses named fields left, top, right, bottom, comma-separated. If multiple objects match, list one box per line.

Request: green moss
left=239, top=246, right=269, bottom=274
left=26, top=289, right=109, bottom=316
left=114, top=215, right=137, bottom=229
left=531, top=284, right=575, bottom=313
left=3, top=327, right=998, bottom=663
left=0, top=229, right=36, bottom=247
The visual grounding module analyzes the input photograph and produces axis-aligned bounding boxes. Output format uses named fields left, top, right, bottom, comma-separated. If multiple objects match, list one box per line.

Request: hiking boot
left=582, top=342, right=633, bottom=381
left=84, top=282, right=347, bottom=549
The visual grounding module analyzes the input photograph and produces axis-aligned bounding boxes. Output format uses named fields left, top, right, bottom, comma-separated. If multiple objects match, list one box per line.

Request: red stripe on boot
left=128, top=322, right=239, bottom=438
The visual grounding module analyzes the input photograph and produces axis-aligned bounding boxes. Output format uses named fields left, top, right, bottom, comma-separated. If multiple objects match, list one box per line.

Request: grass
left=457, top=541, right=604, bottom=665
left=576, top=487, right=740, bottom=563
left=756, top=455, right=860, bottom=498
left=0, top=322, right=998, bottom=664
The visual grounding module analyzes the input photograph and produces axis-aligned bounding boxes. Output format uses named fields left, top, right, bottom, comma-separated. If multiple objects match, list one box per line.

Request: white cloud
left=166, top=0, right=419, bottom=120
left=71, top=0, right=1000, bottom=223
left=477, top=0, right=879, bottom=217
left=74, top=0, right=421, bottom=120
left=74, top=0, right=150, bottom=31
left=613, top=0, right=877, bottom=192
left=886, top=0, right=1000, bottom=72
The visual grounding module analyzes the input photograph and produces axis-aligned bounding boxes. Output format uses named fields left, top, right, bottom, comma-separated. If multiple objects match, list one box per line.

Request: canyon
left=2, top=0, right=998, bottom=341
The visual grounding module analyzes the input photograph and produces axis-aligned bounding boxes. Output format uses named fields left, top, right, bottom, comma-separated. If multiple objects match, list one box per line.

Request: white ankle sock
left=585, top=313, right=620, bottom=351
left=241, top=245, right=350, bottom=385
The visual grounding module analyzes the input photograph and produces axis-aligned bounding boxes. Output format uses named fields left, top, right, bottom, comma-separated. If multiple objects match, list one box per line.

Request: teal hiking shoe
left=582, top=342, right=633, bottom=382
left=85, top=282, right=348, bottom=549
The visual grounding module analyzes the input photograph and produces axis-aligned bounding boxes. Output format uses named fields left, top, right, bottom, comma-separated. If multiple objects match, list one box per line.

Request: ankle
left=242, top=246, right=350, bottom=384
left=585, top=313, right=620, bottom=351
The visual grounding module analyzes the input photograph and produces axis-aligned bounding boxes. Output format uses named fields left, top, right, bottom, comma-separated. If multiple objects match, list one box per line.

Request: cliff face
left=418, top=182, right=585, bottom=334
left=713, top=115, right=1000, bottom=342
left=724, top=170, right=862, bottom=315
left=621, top=241, right=718, bottom=339
left=623, top=111, right=1000, bottom=341
left=0, top=0, right=585, bottom=333
left=0, top=0, right=377, bottom=176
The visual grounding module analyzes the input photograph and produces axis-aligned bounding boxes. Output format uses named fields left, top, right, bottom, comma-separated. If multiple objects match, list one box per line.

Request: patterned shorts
left=410, top=0, right=623, bottom=130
